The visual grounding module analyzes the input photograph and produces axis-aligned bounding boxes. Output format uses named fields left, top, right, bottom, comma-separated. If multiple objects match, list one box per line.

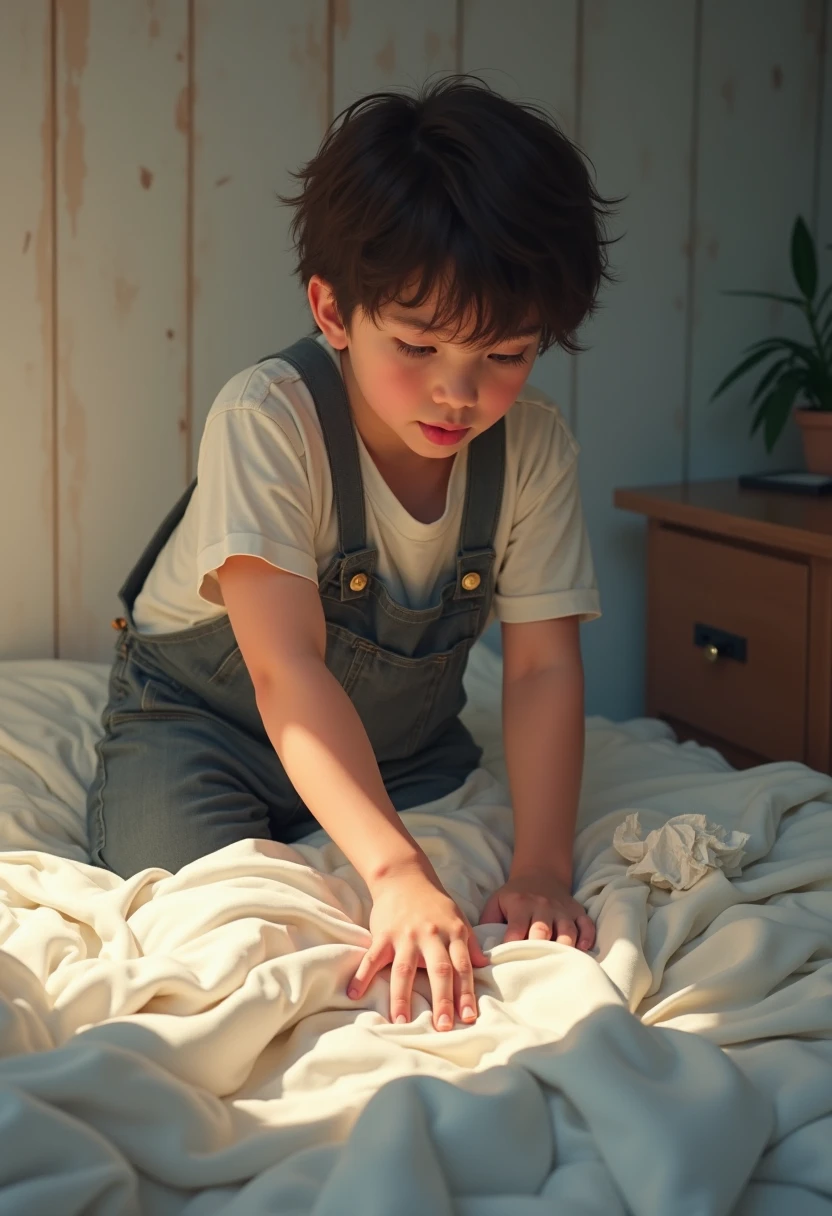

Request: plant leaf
left=749, top=356, right=792, bottom=404
left=764, top=398, right=794, bottom=452
left=749, top=376, right=800, bottom=433
left=744, top=336, right=799, bottom=353
left=791, top=215, right=817, bottom=300
left=747, top=336, right=820, bottom=365
left=710, top=346, right=781, bottom=401
left=720, top=289, right=807, bottom=308
left=756, top=370, right=804, bottom=452
left=750, top=396, right=770, bottom=436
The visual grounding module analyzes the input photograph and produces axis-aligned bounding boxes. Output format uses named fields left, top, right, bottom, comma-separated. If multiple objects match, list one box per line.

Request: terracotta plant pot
left=795, top=407, right=832, bottom=475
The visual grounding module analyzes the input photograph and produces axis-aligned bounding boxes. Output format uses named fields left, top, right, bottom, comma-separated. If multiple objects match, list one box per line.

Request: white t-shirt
left=132, top=332, right=600, bottom=635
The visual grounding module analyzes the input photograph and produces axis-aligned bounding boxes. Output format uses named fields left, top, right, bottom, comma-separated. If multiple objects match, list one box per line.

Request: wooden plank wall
left=0, top=3, right=55, bottom=658
left=2, top=0, right=830, bottom=723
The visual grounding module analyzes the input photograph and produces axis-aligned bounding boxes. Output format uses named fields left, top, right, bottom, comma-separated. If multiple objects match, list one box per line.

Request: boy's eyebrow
left=387, top=313, right=541, bottom=340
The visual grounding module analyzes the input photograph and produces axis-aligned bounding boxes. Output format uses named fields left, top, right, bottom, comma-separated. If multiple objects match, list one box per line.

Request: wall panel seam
left=810, top=0, right=829, bottom=239
left=50, top=0, right=58, bottom=657
left=326, top=0, right=334, bottom=124
left=185, top=0, right=195, bottom=486
left=456, top=0, right=463, bottom=75
left=570, top=0, right=583, bottom=438
left=681, top=0, right=703, bottom=485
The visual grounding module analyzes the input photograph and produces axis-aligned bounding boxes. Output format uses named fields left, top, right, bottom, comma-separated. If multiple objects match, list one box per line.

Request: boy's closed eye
left=393, top=338, right=529, bottom=366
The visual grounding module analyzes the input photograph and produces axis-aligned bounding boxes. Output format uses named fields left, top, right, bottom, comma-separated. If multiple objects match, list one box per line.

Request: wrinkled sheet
left=0, top=643, right=830, bottom=1215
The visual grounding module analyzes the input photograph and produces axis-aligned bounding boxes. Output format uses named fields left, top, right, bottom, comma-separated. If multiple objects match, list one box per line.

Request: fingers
left=528, top=902, right=555, bottom=942
left=576, top=914, right=596, bottom=952
left=477, top=895, right=502, bottom=926
left=347, top=910, right=595, bottom=1032
left=466, top=927, right=491, bottom=968
left=349, top=925, right=488, bottom=1030
left=450, top=935, right=478, bottom=1024
left=347, top=939, right=393, bottom=1001
left=479, top=895, right=595, bottom=952
left=421, top=929, right=457, bottom=1031
left=505, top=901, right=553, bottom=943
left=406, top=916, right=487, bottom=1030
left=500, top=898, right=595, bottom=950
left=503, top=911, right=531, bottom=943
left=554, top=917, right=578, bottom=947
left=388, top=942, right=419, bottom=1025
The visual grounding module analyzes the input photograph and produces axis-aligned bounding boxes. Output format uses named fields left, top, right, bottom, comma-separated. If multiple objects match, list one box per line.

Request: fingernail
left=462, top=1005, right=475, bottom=1020
left=395, top=1015, right=407, bottom=1024
left=438, top=1015, right=452, bottom=1029
left=347, top=986, right=359, bottom=999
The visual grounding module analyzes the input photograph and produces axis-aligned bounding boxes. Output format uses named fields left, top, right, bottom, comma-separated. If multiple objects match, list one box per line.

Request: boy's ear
left=308, top=275, right=349, bottom=349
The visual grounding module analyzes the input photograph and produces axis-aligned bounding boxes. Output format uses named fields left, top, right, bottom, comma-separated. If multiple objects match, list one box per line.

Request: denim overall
left=87, top=335, right=505, bottom=879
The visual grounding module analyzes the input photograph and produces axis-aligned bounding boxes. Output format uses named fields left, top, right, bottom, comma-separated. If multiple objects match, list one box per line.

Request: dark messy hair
left=277, top=74, right=623, bottom=356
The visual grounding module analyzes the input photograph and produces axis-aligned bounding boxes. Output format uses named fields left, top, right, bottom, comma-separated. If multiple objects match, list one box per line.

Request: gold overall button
left=349, top=572, right=368, bottom=592
left=461, top=572, right=481, bottom=591
left=111, top=616, right=127, bottom=631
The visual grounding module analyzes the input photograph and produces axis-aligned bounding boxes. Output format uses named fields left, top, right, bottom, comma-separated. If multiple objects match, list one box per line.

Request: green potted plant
left=710, top=216, right=832, bottom=471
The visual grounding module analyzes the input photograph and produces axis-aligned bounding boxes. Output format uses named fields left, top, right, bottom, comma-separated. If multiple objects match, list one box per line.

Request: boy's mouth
left=418, top=422, right=471, bottom=446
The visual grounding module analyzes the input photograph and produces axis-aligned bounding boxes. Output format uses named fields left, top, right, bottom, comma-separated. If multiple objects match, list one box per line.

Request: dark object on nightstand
left=614, top=479, right=832, bottom=775
left=738, top=470, right=832, bottom=495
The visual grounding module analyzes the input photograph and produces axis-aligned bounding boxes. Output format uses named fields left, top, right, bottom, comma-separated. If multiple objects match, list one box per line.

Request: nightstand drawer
left=648, top=526, right=809, bottom=761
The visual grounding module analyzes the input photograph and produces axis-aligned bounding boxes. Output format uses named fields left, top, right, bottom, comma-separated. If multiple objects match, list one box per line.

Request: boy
left=88, top=75, right=617, bottom=1034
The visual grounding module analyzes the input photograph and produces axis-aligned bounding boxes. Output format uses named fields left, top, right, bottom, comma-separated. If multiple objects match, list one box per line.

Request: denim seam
left=208, top=646, right=244, bottom=685
left=105, top=638, right=133, bottom=722
left=356, top=646, right=448, bottom=670
left=340, top=645, right=369, bottom=696
left=324, top=622, right=452, bottom=668
left=320, top=580, right=446, bottom=624
left=403, top=658, right=447, bottom=754
left=87, top=736, right=111, bottom=863
left=109, top=709, right=206, bottom=725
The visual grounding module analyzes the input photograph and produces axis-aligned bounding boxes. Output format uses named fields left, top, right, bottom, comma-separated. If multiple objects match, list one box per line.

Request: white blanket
left=0, top=644, right=831, bottom=1216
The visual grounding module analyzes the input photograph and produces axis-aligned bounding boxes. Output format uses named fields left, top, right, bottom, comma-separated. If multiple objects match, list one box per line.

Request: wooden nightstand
left=614, top=480, right=832, bottom=774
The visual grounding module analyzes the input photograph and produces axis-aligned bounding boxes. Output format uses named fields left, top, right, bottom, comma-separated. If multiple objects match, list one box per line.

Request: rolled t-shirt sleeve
left=195, top=404, right=318, bottom=607
left=494, top=414, right=600, bottom=625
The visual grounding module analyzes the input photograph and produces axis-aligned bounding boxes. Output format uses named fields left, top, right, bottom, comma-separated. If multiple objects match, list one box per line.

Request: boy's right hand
left=346, top=858, right=490, bottom=1031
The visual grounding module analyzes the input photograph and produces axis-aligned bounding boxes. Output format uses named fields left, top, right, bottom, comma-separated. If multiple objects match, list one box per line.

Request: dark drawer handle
left=693, top=622, right=747, bottom=664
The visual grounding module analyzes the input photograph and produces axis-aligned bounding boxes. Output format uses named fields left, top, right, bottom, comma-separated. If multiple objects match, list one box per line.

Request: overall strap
left=259, top=336, right=366, bottom=556
left=118, top=479, right=197, bottom=615
left=460, top=417, right=506, bottom=552
left=454, top=416, right=506, bottom=602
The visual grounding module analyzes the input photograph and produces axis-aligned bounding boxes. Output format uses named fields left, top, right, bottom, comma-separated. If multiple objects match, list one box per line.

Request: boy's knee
left=87, top=780, right=211, bottom=879
left=91, top=826, right=217, bottom=880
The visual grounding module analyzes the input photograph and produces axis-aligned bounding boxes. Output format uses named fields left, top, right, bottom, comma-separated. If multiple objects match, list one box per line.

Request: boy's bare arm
left=500, top=615, right=585, bottom=885
left=217, top=554, right=428, bottom=888
left=218, top=555, right=491, bottom=1030
left=470, top=615, right=594, bottom=952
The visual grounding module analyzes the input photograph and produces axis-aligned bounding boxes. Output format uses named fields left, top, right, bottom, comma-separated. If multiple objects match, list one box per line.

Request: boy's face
left=308, top=274, right=540, bottom=465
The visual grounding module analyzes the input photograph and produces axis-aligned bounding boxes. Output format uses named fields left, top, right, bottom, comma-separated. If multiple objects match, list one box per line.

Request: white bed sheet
left=0, top=643, right=830, bottom=1215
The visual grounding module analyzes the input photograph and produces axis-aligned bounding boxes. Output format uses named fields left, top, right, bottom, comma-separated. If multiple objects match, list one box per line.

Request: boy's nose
left=433, top=387, right=477, bottom=411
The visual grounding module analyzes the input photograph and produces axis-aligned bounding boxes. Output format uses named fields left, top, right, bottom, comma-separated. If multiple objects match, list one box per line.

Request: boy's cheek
left=372, top=361, right=427, bottom=417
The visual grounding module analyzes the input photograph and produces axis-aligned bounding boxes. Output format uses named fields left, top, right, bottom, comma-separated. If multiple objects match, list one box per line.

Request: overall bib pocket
left=334, top=632, right=473, bottom=761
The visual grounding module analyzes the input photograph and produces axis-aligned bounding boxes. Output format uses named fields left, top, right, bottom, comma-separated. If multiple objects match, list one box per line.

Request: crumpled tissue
left=612, top=812, right=750, bottom=891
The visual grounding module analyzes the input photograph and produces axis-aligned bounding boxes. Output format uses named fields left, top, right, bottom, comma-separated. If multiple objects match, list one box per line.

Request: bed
left=0, top=641, right=830, bottom=1215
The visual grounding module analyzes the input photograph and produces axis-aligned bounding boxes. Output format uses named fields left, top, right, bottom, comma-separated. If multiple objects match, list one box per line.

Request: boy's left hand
left=478, top=870, right=596, bottom=951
